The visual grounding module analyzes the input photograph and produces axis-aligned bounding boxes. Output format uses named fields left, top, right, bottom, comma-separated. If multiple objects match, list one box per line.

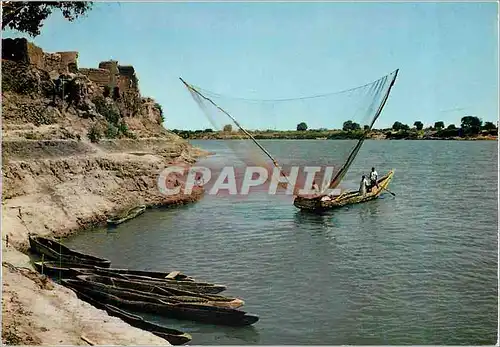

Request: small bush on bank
left=87, top=124, right=102, bottom=143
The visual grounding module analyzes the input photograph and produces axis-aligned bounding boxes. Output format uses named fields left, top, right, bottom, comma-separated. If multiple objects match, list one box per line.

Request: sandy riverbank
left=2, top=246, right=173, bottom=346
left=0, top=37, right=215, bottom=345
left=1, top=141, right=209, bottom=345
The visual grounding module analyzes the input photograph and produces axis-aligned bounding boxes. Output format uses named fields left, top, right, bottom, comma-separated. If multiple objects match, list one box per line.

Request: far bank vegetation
left=170, top=116, right=498, bottom=140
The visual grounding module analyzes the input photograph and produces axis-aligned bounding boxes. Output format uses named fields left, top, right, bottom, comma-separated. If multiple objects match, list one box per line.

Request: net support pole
left=327, top=69, right=399, bottom=191
left=179, top=77, right=291, bottom=184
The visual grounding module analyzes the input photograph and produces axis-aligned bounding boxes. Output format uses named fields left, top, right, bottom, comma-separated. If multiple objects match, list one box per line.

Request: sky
left=3, top=1, right=498, bottom=130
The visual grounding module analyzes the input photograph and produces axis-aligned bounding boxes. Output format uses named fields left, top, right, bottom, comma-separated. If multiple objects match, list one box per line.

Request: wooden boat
left=28, top=235, right=111, bottom=268
left=62, top=279, right=259, bottom=326
left=32, top=261, right=89, bottom=278
left=77, top=274, right=242, bottom=306
left=69, top=287, right=192, bottom=345
left=119, top=275, right=226, bottom=294
left=72, top=274, right=244, bottom=308
left=96, top=268, right=194, bottom=281
left=293, top=170, right=395, bottom=212
left=31, top=261, right=194, bottom=281
left=107, top=204, right=146, bottom=226
left=290, top=71, right=399, bottom=212
left=79, top=268, right=226, bottom=294
left=73, top=268, right=229, bottom=297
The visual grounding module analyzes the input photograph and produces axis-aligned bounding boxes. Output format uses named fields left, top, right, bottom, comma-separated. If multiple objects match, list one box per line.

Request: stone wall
left=58, top=52, right=79, bottom=73
left=83, top=61, right=141, bottom=97
left=98, top=61, right=119, bottom=87
left=2, top=38, right=144, bottom=116
left=2, top=38, right=44, bottom=69
left=2, top=38, right=77, bottom=74
left=79, top=68, right=112, bottom=86
left=116, top=65, right=139, bottom=94
left=26, top=42, right=45, bottom=69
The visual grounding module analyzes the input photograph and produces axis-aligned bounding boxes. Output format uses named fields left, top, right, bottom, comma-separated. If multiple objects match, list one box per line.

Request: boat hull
left=107, top=205, right=146, bottom=226
left=31, top=261, right=194, bottom=281
left=72, top=274, right=244, bottom=308
left=80, top=268, right=226, bottom=294
left=70, top=287, right=192, bottom=345
left=32, top=261, right=87, bottom=278
left=293, top=170, right=395, bottom=212
left=62, top=279, right=259, bottom=327
left=29, top=236, right=111, bottom=268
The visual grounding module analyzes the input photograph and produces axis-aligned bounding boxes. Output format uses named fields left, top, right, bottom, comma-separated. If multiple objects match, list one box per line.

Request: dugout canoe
left=79, top=268, right=226, bottom=294
left=32, top=261, right=89, bottom=278
left=94, top=268, right=194, bottom=281
left=62, top=279, right=259, bottom=326
left=31, top=261, right=193, bottom=281
left=107, top=204, right=146, bottom=226
left=28, top=235, right=111, bottom=268
left=70, top=287, right=192, bottom=345
left=73, top=274, right=244, bottom=308
left=293, top=170, right=395, bottom=212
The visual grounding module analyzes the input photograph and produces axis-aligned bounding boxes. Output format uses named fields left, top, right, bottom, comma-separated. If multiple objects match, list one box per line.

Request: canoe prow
left=29, top=235, right=111, bottom=268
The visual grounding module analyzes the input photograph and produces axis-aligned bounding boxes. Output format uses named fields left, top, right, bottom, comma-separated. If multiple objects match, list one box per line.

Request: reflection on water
left=138, top=311, right=262, bottom=345
left=65, top=140, right=498, bottom=345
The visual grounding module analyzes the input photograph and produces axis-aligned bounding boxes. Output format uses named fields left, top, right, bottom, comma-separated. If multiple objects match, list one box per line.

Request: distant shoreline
left=186, top=136, right=498, bottom=141
left=170, top=129, right=498, bottom=141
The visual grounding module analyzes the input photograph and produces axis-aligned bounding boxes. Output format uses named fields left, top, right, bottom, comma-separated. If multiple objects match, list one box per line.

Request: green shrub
left=126, top=131, right=137, bottom=139
left=92, top=96, right=120, bottom=125
left=115, top=121, right=136, bottom=138
left=105, top=123, right=119, bottom=138
left=87, top=124, right=102, bottom=143
left=118, top=121, right=128, bottom=134
left=154, top=103, right=165, bottom=123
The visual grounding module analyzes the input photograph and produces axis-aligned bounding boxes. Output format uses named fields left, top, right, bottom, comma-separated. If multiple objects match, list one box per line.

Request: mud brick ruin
left=2, top=38, right=140, bottom=99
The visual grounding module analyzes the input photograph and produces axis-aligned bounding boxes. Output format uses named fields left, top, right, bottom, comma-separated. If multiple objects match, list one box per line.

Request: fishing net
left=181, top=69, right=398, bottom=196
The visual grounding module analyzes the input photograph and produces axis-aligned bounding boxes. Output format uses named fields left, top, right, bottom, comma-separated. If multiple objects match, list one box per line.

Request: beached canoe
left=80, top=268, right=226, bottom=294
left=70, top=287, right=192, bottom=345
left=107, top=205, right=146, bottom=226
left=74, top=274, right=244, bottom=308
left=293, top=170, right=395, bottom=212
left=31, top=261, right=194, bottom=281
left=32, top=261, right=89, bottom=278
left=91, top=268, right=194, bottom=281
left=62, top=279, right=259, bottom=326
left=117, top=274, right=226, bottom=294
left=28, top=235, right=111, bottom=268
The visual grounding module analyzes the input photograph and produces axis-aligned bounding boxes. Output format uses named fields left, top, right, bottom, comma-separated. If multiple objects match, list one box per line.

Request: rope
left=190, top=70, right=397, bottom=103
left=180, top=77, right=293, bottom=187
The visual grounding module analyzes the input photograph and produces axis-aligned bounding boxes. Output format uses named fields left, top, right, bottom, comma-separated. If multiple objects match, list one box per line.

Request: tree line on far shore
left=171, top=115, right=497, bottom=140
left=300, top=115, right=495, bottom=135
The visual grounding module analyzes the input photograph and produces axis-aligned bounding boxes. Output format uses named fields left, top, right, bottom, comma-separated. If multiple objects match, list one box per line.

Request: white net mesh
left=181, top=69, right=398, bottom=195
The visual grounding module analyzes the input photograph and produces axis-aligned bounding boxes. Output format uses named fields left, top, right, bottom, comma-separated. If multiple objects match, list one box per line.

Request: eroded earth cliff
left=1, top=38, right=206, bottom=345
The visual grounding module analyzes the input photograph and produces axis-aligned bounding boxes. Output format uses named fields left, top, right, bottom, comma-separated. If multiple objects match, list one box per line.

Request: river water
left=64, top=139, right=498, bottom=345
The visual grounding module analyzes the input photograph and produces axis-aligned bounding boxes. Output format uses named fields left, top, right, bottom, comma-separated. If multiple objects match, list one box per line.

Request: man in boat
left=359, top=175, right=369, bottom=196
left=311, top=180, right=319, bottom=194
left=369, top=167, right=378, bottom=191
left=195, top=174, right=204, bottom=187
left=321, top=190, right=341, bottom=201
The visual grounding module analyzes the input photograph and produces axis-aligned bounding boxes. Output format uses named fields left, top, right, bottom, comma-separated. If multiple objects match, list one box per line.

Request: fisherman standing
left=359, top=175, right=369, bottom=196
left=369, top=167, right=378, bottom=191
left=311, top=180, right=319, bottom=194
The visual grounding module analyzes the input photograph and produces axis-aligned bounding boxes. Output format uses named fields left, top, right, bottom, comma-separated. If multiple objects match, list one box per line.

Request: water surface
left=65, top=140, right=498, bottom=345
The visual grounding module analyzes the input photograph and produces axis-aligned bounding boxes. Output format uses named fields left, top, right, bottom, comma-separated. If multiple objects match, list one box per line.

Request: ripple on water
left=64, top=140, right=498, bottom=345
